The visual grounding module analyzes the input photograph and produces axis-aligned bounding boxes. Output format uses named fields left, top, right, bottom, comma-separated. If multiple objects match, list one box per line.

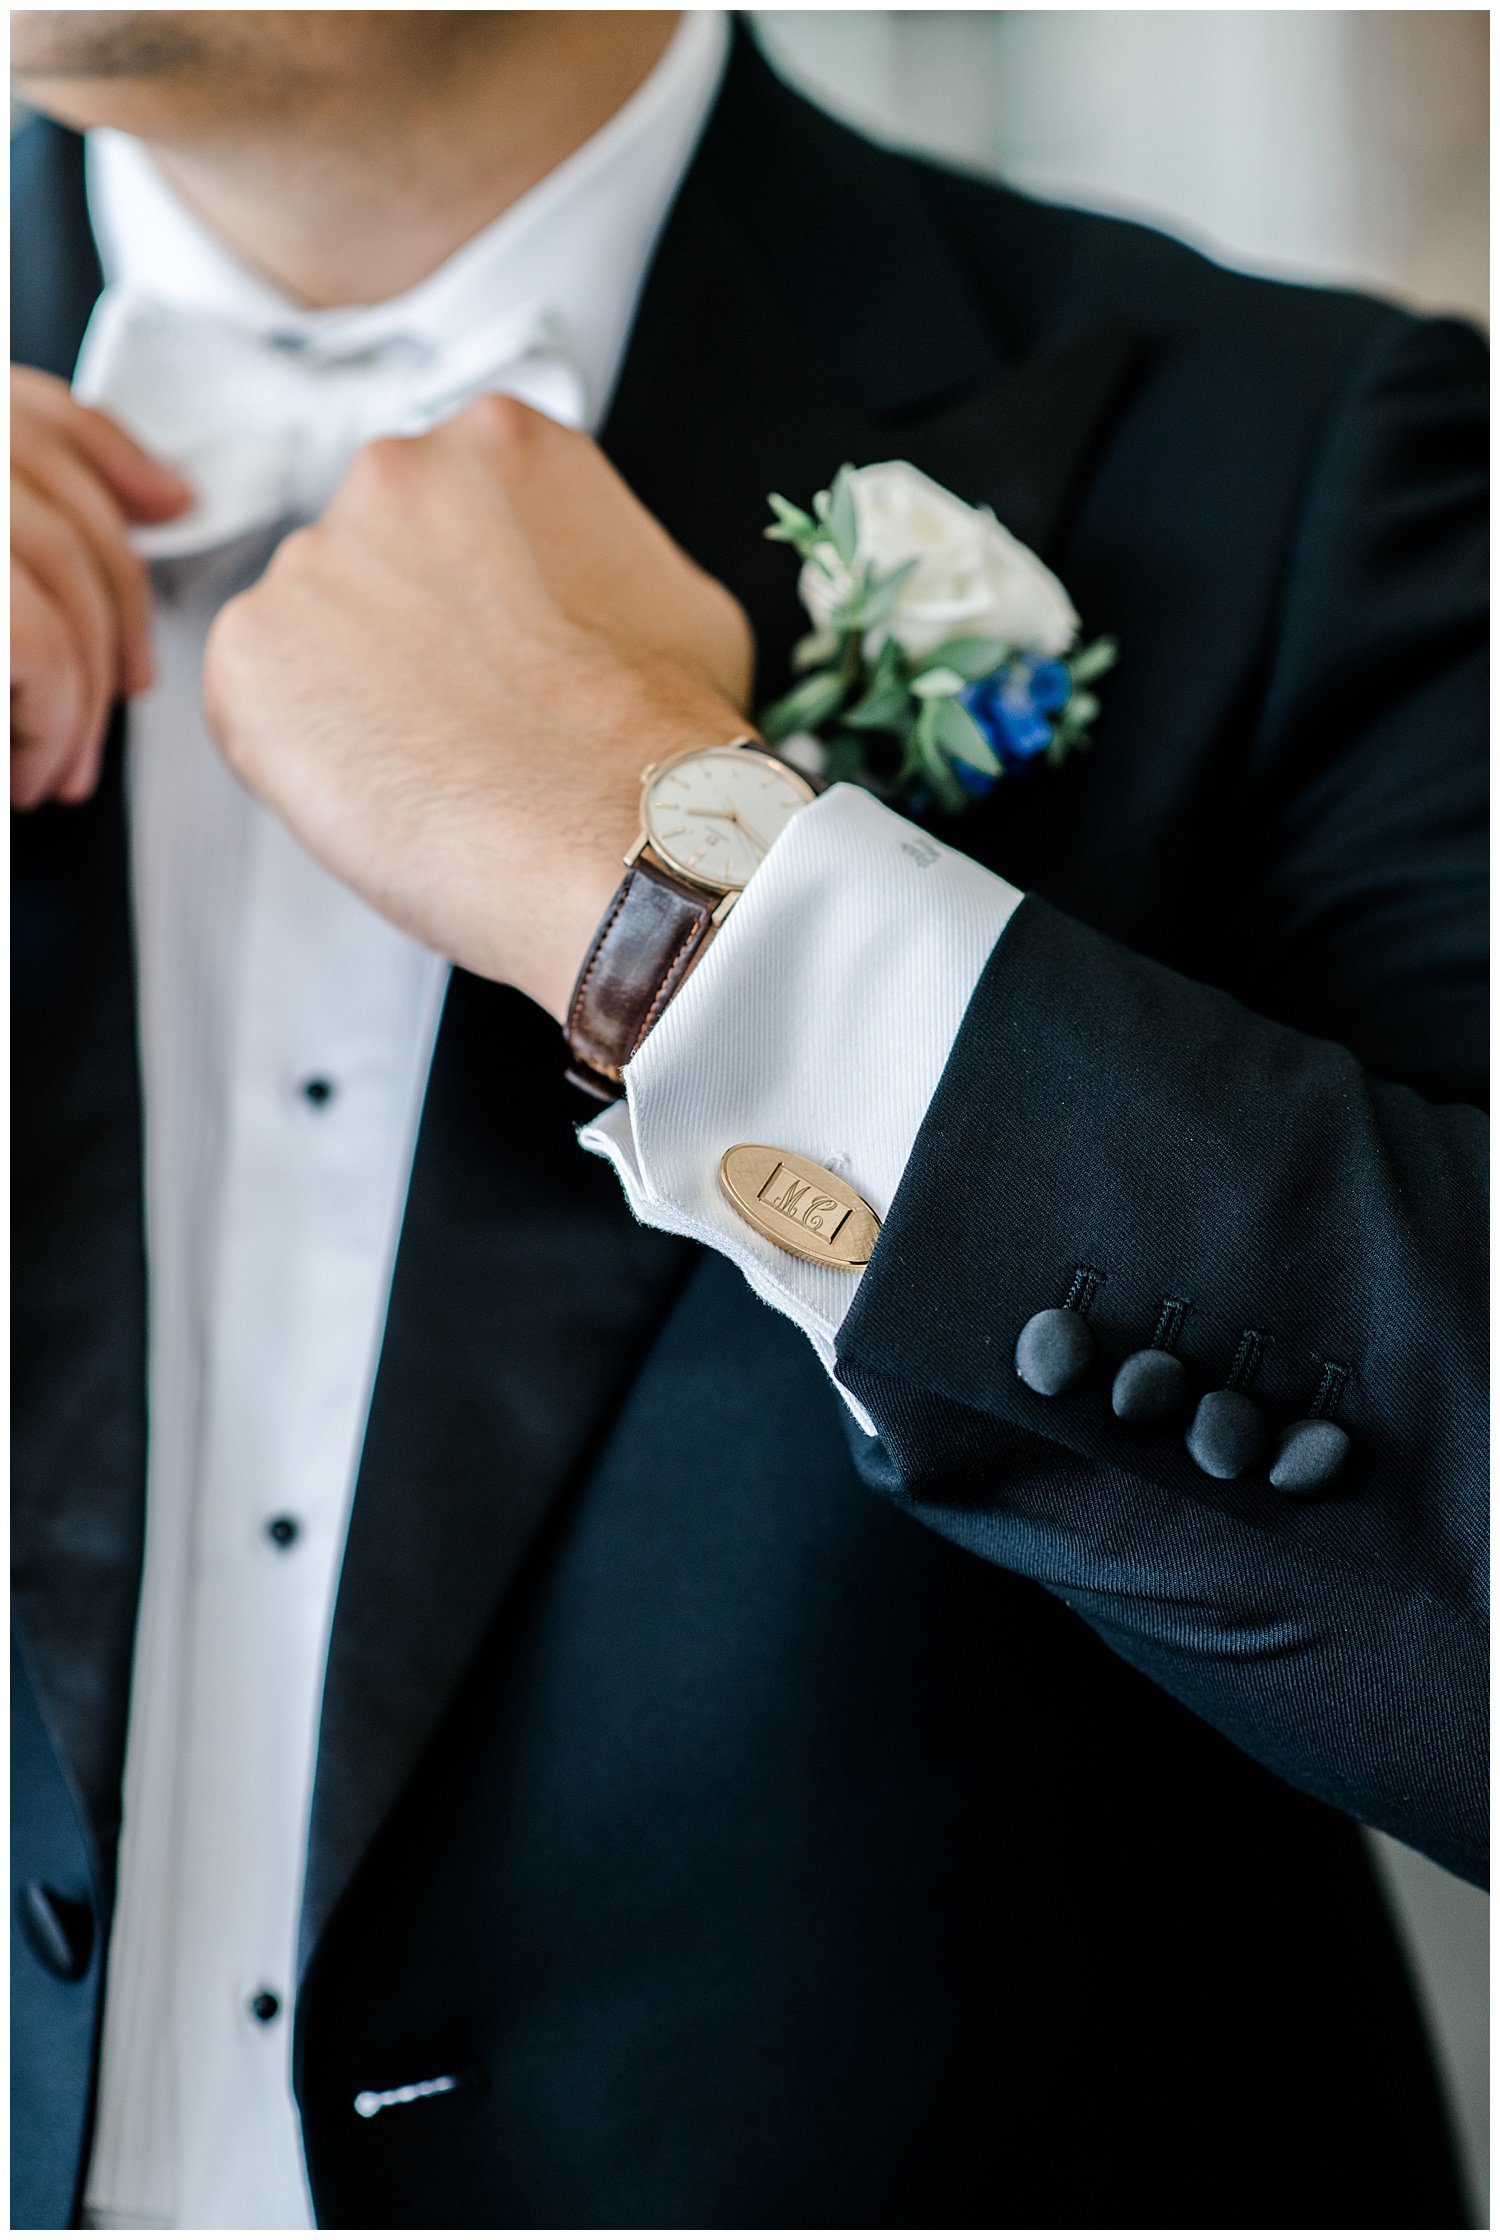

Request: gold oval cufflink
left=719, top=1144, right=881, bottom=1269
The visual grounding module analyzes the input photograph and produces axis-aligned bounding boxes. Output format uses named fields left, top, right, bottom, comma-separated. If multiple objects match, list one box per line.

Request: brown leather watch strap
left=564, top=856, right=723, bottom=1100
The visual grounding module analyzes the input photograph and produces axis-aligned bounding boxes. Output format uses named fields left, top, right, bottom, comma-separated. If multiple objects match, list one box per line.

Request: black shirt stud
left=1015, top=1267, right=1102, bottom=1398
left=18, top=1883, right=94, bottom=1981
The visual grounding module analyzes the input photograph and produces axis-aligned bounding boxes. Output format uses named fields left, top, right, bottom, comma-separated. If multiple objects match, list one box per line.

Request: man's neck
left=148, top=13, right=682, bottom=309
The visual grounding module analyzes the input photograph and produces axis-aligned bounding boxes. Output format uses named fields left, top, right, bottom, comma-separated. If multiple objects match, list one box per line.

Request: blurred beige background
left=755, top=10, right=1489, bottom=2225
left=754, top=10, right=1488, bottom=322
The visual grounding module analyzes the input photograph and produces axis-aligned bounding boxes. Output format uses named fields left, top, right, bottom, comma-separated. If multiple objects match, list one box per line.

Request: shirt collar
left=84, top=10, right=728, bottom=429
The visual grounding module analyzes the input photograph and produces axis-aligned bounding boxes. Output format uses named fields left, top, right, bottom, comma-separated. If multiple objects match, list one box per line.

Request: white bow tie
left=72, top=284, right=589, bottom=559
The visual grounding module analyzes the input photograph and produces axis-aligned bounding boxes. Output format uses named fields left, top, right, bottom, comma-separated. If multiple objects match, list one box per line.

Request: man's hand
left=204, top=396, right=755, bottom=1021
left=11, top=367, right=191, bottom=809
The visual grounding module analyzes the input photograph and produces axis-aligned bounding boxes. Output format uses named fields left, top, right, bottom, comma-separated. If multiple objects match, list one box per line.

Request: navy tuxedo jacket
left=13, top=30, right=1486, bottom=2230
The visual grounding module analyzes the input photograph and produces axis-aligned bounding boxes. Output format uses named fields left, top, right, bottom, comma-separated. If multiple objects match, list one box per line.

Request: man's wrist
left=517, top=703, right=758, bottom=1028
left=558, top=723, right=795, bottom=1085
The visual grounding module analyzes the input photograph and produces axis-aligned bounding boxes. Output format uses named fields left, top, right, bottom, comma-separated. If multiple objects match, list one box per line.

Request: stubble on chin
left=11, top=9, right=211, bottom=82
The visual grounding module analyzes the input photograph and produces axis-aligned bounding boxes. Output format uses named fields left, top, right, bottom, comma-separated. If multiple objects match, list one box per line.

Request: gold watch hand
left=680, top=806, right=764, bottom=861
left=714, top=801, right=768, bottom=859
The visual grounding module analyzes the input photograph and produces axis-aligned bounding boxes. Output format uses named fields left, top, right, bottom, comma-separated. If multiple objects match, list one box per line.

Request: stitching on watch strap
left=566, top=876, right=636, bottom=1051
left=635, top=910, right=711, bottom=1049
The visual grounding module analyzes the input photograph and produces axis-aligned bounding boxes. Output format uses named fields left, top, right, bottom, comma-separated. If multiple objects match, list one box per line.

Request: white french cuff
left=577, top=783, right=1024, bottom=1434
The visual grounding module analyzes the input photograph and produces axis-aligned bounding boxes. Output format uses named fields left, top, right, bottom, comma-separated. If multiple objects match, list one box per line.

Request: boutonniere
left=760, top=461, right=1116, bottom=816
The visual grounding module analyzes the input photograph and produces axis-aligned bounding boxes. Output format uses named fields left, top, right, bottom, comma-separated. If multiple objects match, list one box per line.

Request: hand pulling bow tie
left=72, top=284, right=589, bottom=559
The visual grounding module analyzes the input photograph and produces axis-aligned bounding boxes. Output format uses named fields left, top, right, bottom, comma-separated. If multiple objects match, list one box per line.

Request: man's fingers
left=12, top=476, right=118, bottom=708
left=10, top=560, right=96, bottom=808
left=335, top=394, right=561, bottom=527
left=54, top=732, right=110, bottom=806
left=15, top=445, right=157, bottom=693
left=11, top=482, right=117, bottom=764
left=13, top=365, right=193, bottom=523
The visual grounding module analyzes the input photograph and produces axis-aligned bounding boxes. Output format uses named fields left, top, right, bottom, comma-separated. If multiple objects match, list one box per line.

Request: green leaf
left=764, top=496, right=819, bottom=549
left=766, top=491, right=815, bottom=534
left=842, top=678, right=913, bottom=732
left=830, top=557, right=876, bottom=632
left=1047, top=707, right=1097, bottom=763
left=850, top=557, right=919, bottom=631
left=1068, top=635, right=1118, bottom=686
left=932, top=694, right=1001, bottom=776
left=1065, top=689, right=1099, bottom=730
left=909, top=665, right=966, bottom=700
left=1046, top=722, right=1093, bottom=767
left=759, top=668, right=848, bottom=744
left=871, top=636, right=906, bottom=690
left=791, top=628, right=838, bottom=674
left=914, top=702, right=970, bottom=814
left=893, top=721, right=925, bottom=795
left=840, top=632, right=912, bottom=730
left=911, top=635, right=1009, bottom=682
left=822, top=732, right=873, bottom=786
left=826, top=464, right=859, bottom=568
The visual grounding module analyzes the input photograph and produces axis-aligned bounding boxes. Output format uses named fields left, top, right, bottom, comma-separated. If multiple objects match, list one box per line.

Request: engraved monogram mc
left=719, top=1144, right=881, bottom=1269
left=759, top=1163, right=852, bottom=1240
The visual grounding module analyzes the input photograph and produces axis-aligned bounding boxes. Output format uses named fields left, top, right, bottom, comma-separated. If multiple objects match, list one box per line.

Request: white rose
left=799, top=459, right=1079, bottom=660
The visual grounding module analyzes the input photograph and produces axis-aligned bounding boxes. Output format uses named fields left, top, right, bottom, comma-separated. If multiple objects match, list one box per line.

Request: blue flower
left=958, top=655, right=1073, bottom=779
left=1028, top=658, right=1072, bottom=714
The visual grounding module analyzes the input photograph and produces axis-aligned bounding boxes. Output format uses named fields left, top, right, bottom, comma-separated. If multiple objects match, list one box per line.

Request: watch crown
left=639, top=761, right=660, bottom=783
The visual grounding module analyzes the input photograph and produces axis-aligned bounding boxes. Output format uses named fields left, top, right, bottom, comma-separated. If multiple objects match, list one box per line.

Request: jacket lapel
left=13, top=734, right=145, bottom=1897
left=298, top=980, right=697, bottom=1966
left=11, top=124, right=143, bottom=1896
left=12, top=117, right=103, bottom=379
left=603, top=29, right=1148, bottom=707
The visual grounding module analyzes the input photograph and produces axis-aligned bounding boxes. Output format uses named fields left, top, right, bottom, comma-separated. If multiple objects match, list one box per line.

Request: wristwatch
left=565, top=735, right=816, bottom=1099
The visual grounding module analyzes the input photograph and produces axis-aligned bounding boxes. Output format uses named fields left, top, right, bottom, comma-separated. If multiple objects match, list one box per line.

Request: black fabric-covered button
left=1186, top=1389, right=1270, bottom=1480
left=250, top=1989, right=282, bottom=2023
left=1015, top=1307, right=1095, bottom=1397
left=1270, top=1418, right=1351, bottom=1495
left=18, top=1883, right=94, bottom=1982
left=1111, top=1348, right=1187, bottom=1425
left=266, top=1515, right=300, bottom=1548
left=301, top=1078, right=335, bottom=1108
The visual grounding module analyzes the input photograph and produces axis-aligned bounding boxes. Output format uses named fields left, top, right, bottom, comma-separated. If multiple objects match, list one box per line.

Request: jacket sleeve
left=835, top=313, right=1488, bottom=1888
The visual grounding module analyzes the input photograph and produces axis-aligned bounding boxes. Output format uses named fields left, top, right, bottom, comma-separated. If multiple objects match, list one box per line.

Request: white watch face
left=642, top=747, right=815, bottom=891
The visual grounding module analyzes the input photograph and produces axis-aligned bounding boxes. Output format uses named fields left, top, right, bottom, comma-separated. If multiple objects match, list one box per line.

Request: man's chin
left=12, top=14, right=228, bottom=139
left=13, top=8, right=207, bottom=75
